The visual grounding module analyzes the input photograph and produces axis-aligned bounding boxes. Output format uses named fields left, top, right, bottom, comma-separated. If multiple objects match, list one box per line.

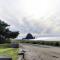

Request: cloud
left=0, top=0, right=60, bottom=38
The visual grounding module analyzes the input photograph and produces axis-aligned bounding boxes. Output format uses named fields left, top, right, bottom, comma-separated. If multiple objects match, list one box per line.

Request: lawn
left=0, top=44, right=11, bottom=48
left=0, top=48, right=18, bottom=60
left=0, top=41, right=19, bottom=60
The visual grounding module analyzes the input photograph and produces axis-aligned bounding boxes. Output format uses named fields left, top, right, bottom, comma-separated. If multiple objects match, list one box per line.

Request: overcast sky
left=0, top=0, right=60, bottom=38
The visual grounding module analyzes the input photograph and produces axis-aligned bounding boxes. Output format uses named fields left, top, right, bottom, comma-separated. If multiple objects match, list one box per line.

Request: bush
left=55, top=42, right=59, bottom=46
left=19, top=40, right=60, bottom=47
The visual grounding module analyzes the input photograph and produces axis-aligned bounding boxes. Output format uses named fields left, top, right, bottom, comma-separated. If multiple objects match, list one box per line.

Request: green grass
left=0, top=44, right=11, bottom=48
left=0, top=48, right=18, bottom=60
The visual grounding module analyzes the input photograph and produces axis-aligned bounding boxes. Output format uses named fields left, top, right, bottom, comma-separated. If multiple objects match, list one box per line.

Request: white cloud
left=0, top=0, right=60, bottom=38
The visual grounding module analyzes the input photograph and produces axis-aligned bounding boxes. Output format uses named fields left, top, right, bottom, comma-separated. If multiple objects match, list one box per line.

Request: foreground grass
left=0, top=48, right=18, bottom=60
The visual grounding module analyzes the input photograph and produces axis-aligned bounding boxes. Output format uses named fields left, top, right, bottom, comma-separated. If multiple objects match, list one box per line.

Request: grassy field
left=0, top=44, right=11, bottom=48
left=0, top=43, right=19, bottom=60
left=0, top=48, right=18, bottom=60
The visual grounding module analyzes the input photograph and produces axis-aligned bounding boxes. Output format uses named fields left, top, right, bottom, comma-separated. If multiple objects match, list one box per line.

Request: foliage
left=0, top=20, right=19, bottom=44
left=19, top=40, right=60, bottom=47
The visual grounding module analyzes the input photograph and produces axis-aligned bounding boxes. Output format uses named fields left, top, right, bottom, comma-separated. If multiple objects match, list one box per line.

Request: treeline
left=20, top=40, right=60, bottom=46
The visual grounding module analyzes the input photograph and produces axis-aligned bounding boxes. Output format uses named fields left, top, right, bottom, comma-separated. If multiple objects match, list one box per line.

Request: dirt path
left=18, top=44, right=60, bottom=60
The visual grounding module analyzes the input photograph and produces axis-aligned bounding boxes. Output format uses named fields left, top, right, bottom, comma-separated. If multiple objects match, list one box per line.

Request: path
left=18, top=44, right=60, bottom=60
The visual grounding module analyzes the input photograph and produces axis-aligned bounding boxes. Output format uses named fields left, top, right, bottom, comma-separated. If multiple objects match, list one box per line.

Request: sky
left=0, top=0, right=60, bottom=38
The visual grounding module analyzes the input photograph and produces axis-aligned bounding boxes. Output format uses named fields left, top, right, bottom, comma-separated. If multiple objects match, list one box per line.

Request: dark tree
left=7, top=31, right=19, bottom=39
left=0, top=20, right=19, bottom=44
left=22, top=33, right=35, bottom=40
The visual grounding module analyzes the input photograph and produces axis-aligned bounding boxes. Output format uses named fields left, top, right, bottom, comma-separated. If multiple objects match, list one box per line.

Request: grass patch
left=0, top=48, right=18, bottom=60
left=0, top=44, right=11, bottom=48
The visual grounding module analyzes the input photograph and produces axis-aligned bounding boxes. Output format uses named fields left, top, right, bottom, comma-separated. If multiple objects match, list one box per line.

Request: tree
left=6, top=31, right=19, bottom=39
left=0, top=20, right=19, bottom=44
